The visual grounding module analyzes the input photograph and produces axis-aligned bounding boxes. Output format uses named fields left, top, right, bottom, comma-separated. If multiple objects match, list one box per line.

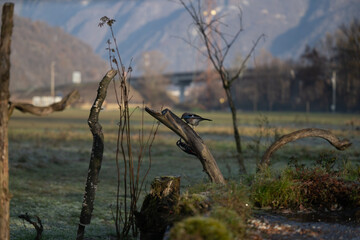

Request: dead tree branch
left=77, top=69, right=117, bottom=240
left=18, top=214, right=43, bottom=240
left=259, top=128, right=352, bottom=169
left=8, top=90, right=80, bottom=117
left=145, top=107, right=226, bottom=184
left=229, top=34, right=266, bottom=84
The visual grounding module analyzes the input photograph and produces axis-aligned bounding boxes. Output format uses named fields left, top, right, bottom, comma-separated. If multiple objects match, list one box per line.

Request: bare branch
left=221, top=23, right=243, bottom=64
left=259, top=128, right=352, bottom=169
left=9, top=89, right=80, bottom=117
left=18, top=214, right=43, bottom=240
left=178, top=0, right=264, bottom=174
left=230, top=34, right=266, bottom=84
left=172, top=35, right=209, bottom=59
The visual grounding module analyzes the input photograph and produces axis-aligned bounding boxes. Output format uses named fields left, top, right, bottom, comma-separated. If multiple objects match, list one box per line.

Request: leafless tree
left=179, top=0, right=264, bottom=173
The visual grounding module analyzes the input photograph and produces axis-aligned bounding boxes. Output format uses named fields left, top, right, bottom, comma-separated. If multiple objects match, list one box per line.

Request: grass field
left=8, top=108, right=360, bottom=239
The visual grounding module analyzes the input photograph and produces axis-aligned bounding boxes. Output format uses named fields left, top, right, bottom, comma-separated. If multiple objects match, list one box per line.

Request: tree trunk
left=77, top=69, right=117, bottom=240
left=0, top=3, right=14, bottom=240
left=224, top=87, right=246, bottom=174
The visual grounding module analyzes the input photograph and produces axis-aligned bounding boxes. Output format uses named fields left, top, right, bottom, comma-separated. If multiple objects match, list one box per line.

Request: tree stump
left=135, top=176, right=181, bottom=240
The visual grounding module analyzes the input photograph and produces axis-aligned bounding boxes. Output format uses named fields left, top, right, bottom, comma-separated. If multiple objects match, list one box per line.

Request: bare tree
left=331, top=19, right=360, bottom=111
left=179, top=0, right=264, bottom=173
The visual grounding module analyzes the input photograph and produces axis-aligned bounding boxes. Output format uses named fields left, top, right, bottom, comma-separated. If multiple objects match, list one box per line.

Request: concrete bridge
left=132, top=70, right=207, bottom=103
left=163, top=71, right=205, bottom=102
left=132, top=69, right=291, bottom=103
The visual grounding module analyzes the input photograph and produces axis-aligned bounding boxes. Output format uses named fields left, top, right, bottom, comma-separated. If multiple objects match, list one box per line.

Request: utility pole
left=50, top=61, right=55, bottom=98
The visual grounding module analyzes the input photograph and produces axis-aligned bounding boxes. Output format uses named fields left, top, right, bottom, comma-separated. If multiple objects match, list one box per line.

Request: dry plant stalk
left=99, top=16, right=160, bottom=239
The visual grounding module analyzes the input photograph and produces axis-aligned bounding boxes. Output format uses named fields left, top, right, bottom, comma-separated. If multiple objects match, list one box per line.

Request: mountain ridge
left=5, top=0, right=360, bottom=75
left=8, top=14, right=108, bottom=92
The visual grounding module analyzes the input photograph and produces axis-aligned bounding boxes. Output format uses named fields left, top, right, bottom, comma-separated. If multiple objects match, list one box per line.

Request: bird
left=176, top=138, right=197, bottom=156
left=181, top=112, right=212, bottom=127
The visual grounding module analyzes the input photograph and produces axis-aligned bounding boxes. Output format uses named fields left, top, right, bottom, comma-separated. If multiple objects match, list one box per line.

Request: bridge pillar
left=179, top=84, right=186, bottom=103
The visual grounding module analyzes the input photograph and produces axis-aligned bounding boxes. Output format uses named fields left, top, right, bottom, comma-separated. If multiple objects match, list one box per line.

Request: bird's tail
left=202, top=118, right=212, bottom=121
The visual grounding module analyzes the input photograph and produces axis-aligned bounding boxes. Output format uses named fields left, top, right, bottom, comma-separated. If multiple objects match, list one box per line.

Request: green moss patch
left=170, top=216, right=232, bottom=240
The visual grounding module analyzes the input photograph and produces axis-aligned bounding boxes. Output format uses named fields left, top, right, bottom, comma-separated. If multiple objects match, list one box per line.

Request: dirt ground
left=250, top=209, right=360, bottom=240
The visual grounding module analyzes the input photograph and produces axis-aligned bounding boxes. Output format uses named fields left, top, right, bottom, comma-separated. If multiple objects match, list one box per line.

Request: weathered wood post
left=77, top=69, right=117, bottom=240
left=0, top=3, right=14, bottom=239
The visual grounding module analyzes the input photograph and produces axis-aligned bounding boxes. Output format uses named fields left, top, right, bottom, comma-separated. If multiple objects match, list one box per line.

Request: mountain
left=8, top=14, right=108, bottom=92
left=4, top=0, right=360, bottom=75
left=270, top=0, right=360, bottom=58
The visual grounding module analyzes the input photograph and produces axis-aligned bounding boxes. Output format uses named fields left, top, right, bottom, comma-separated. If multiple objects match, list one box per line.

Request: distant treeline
left=214, top=19, right=360, bottom=112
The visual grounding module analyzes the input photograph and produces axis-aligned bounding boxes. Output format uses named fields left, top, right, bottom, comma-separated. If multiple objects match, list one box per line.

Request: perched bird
left=181, top=112, right=212, bottom=127
left=176, top=138, right=197, bottom=156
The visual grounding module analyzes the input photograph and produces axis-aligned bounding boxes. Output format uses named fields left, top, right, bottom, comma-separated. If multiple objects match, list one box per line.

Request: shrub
left=208, top=182, right=251, bottom=220
left=169, top=216, right=232, bottom=240
left=250, top=167, right=301, bottom=209
left=174, top=182, right=251, bottom=239
left=292, top=167, right=360, bottom=210
left=251, top=166, right=360, bottom=211
left=175, top=193, right=211, bottom=217
left=210, top=206, right=247, bottom=239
